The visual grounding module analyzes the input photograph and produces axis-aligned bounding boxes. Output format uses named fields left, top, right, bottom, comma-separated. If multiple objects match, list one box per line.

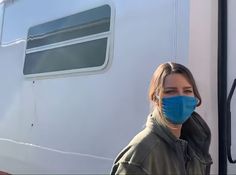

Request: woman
left=111, top=62, right=212, bottom=175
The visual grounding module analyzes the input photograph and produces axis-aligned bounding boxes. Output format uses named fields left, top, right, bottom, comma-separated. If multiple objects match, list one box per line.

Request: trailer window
left=24, top=5, right=111, bottom=76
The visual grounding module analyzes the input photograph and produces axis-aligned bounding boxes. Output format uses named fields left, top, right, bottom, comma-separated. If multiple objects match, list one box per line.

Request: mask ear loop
left=154, top=92, right=161, bottom=109
left=153, top=93, right=163, bottom=119
left=154, top=92, right=161, bottom=104
left=196, top=97, right=200, bottom=107
left=155, top=94, right=160, bottom=100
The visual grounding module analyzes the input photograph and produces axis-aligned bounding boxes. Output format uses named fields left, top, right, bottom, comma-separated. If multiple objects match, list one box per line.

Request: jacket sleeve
left=111, top=162, right=148, bottom=175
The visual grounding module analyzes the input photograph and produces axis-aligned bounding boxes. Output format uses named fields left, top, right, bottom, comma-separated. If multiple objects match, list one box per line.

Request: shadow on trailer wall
left=225, top=0, right=236, bottom=174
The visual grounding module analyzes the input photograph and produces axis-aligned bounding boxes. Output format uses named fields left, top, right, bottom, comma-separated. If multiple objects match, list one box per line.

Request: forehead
left=164, top=73, right=192, bottom=88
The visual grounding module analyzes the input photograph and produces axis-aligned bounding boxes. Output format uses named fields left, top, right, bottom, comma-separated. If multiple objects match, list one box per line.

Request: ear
left=153, top=94, right=161, bottom=107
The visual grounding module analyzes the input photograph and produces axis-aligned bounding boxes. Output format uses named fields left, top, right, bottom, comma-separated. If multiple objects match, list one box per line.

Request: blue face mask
left=162, top=96, right=197, bottom=124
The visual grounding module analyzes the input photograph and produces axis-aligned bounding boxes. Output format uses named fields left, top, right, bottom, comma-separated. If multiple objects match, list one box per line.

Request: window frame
left=23, top=4, right=114, bottom=78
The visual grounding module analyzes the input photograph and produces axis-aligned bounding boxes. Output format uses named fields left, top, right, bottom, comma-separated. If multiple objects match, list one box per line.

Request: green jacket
left=111, top=112, right=212, bottom=175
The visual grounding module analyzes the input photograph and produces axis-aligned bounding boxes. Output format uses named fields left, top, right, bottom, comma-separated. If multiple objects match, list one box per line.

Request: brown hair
left=149, top=62, right=201, bottom=110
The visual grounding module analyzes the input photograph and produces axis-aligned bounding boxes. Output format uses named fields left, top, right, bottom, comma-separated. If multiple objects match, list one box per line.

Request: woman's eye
left=185, top=90, right=193, bottom=93
left=164, top=90, right=175, bottom=94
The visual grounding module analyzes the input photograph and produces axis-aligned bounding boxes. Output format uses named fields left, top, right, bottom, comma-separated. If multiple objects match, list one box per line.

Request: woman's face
left=162, top=73, right=194, bottom=98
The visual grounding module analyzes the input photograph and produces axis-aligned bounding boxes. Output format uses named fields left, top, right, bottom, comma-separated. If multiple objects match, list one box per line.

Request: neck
left=167, top=121, right=182, bottom=138
left=166, top=122, right=182, bottom=138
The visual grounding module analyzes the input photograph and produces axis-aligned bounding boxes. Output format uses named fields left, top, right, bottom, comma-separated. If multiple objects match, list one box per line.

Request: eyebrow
left=164, top=86, right=193, bottom=89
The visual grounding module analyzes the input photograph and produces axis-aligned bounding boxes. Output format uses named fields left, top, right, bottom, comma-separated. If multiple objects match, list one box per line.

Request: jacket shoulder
left=111, top=128, right=161, bottom=174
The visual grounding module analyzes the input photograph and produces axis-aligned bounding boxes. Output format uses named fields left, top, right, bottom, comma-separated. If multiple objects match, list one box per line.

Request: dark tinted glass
left=24, top=38, right=107, bottom=74
left=27, top=5, right=110, bottom=49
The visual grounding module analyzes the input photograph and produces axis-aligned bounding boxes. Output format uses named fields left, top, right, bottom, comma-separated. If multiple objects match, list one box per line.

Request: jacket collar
left=181, top=112, right=212, bottom=163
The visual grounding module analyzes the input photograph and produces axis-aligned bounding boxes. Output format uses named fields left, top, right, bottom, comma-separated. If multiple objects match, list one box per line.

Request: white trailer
left=0, top=0, right=234, bottom=174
